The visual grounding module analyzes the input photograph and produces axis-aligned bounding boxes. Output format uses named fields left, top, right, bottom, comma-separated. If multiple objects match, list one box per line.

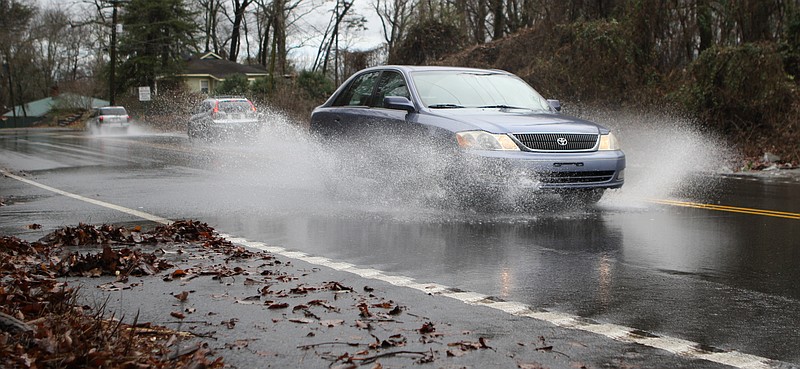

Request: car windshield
left=410, top=71, right=551, bottom=111
left=100, top=108, right=127, bottom=115
left=218, top=100, right=254, bottom=113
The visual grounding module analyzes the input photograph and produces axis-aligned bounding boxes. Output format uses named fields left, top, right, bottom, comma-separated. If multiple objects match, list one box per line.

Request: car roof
left=360, top=65, right=511, bottom=75
left=207, top=96, right=249, bottom=101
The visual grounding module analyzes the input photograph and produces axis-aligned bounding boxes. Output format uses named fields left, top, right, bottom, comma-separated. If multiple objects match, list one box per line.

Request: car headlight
left=598, top=133, right=620, bottom=151
left=456, top=131, right=520, bottom=151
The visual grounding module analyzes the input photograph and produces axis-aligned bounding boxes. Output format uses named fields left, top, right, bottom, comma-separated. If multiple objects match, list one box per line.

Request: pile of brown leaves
left=0, top=220, right=226, bottom=369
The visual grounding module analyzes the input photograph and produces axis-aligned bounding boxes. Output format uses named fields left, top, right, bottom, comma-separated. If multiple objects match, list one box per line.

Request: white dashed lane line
left=0, top=169, right=784, bottom=369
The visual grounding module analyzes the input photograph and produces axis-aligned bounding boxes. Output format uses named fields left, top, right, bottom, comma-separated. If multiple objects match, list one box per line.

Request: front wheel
left=560, top=188, right=605, bottom=205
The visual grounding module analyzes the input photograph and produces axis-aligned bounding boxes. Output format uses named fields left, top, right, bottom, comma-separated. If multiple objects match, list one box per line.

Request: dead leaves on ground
left=0, top=220, right=228, bottom=368
left=2, top=220, right=567, bottom=368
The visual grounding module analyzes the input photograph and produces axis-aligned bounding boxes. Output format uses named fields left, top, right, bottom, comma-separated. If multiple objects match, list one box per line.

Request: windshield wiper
left=476, top=104, right=531, bottom=110
left=428, top=103, right=465, bottom=109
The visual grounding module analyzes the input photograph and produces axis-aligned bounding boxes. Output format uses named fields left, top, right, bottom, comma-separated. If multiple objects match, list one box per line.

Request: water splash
left=193, top=106, right=735, bottom=218
left=575, top=108, right=736, bottom=205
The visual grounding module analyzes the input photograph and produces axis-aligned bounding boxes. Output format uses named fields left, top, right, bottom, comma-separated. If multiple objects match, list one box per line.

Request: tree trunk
left=738, top=0, right=775, bottom=42
left=475, top=0, right=486, bottom=43
left=491, top=0, right=504, bottom=40
left=697, top=0, right=713, bottom=53
left=229, top=0, right=253, bottom=62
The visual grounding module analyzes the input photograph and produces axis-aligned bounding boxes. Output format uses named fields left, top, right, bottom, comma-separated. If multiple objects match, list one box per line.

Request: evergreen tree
left=116, top=0, right=198, bottom=93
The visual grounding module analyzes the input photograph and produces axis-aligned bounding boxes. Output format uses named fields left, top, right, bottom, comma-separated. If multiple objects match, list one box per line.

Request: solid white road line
left=1, top=169, right=171, bottom=225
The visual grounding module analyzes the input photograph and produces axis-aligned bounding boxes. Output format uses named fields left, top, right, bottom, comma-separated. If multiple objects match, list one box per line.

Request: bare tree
left=31, top=8, right=73, bottom=93
left=228, top=0, right=254, bottom=61
left=372, top=0, right=414, bottom=56
left=197, top=0, right=224, bottom=53
left=313, top=0, right=353, bottom=75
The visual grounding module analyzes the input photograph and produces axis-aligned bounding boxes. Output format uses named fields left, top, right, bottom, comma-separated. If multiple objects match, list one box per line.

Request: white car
left=87, top=106, right=131, bottom=133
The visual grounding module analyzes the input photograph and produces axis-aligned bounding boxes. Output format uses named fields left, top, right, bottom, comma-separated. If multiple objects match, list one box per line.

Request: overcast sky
left=36, top=0, right=385, bottom=68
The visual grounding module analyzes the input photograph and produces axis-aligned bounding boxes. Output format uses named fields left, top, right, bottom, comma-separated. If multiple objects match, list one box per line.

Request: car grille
left=513, top=133, right=598, bottom=151
left=539, top=171, right=615, bottom=184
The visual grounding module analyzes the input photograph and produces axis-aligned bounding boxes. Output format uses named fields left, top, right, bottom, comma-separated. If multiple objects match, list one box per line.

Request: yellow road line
left=651, top=199, right=800, bottom=220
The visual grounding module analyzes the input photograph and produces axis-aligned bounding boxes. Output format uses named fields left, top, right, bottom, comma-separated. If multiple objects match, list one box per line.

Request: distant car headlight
left=456, top=131, right=520, bottom=151
left=598, top=133, right=620, bottom=151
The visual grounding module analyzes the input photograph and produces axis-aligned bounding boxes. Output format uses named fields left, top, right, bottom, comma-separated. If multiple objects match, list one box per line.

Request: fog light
left=617, top=169, right=625, bottom=180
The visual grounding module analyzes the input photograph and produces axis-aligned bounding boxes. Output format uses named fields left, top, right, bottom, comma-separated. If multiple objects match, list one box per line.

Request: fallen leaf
left=358, top=303, right=372, bottom=318
left=447, top=349, right=467, bottom=357
left=323, top=281, right=352, bottom=291
left=223, top=318, right=237, bottom=329
left=320, top=319, right=344, bottom=327
left=174, top=291, right=189, bottom=302
left=170, top=311, right=185, bottom=319
left=418, top=322, right=435, bottom=334
left=308, top=299, right=337, bottom=311
left=267, top=302, right=289, bottom=309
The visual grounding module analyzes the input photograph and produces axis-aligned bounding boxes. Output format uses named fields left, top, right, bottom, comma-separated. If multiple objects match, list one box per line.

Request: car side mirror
left=384, top=96, right=416, bottom=113
left=547, top=99, right=561, bottom=112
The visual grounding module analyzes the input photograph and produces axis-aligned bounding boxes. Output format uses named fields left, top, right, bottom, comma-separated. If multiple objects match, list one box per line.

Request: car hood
left=428, top=109, right=606, bottom=134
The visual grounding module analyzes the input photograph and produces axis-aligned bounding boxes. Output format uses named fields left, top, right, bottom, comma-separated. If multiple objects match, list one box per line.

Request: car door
left=190, top=101, right=211, bottom=125
left=311, top=71, right=381, bottom=138
left=364, top=70, right=437, bottom=138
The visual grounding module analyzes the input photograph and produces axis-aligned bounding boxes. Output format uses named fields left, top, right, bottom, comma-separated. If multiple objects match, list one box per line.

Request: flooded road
left=2, top=127, right=799, bottom=366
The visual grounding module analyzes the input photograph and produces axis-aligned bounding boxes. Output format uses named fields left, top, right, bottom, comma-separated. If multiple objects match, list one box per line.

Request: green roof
left=3, top=93, right=110, bottom=117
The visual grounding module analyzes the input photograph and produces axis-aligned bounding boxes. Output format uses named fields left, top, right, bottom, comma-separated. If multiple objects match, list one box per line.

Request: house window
left=200, top=80, right=209, bottom=94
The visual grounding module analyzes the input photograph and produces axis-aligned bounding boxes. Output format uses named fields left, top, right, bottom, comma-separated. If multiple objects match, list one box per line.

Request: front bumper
left=456, top=149, right=626, bottom=191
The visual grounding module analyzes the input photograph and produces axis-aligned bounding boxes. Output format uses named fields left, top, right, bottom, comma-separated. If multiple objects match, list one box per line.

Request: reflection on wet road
left=1, top=128, right=799, bottom=365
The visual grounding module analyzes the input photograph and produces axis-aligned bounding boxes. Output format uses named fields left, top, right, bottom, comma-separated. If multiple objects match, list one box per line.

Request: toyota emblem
left=557, top=137, right=568, bottom=146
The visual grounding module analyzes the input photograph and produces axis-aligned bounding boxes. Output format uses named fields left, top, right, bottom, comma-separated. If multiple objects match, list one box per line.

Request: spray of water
left=85, top=118, right=154, bottom=137
left=575, top=108, right=737, bottom=206
left=191, top=106, right=736, bottom=218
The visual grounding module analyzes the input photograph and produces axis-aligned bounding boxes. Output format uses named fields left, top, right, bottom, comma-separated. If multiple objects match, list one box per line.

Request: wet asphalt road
left=1, top=127, right=800, bottom=367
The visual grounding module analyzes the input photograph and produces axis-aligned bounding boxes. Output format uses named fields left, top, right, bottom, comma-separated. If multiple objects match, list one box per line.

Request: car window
left=372, top=71, right=409, bottom=108
left=217, top=100, right=253, bottom=113
left=411, top=71, right=550, bottom=111
left=101, top=108, right=127, bottom=115
left=332, top=72, right=380, bottom=107
left=199, top=101, right=212, bottom=113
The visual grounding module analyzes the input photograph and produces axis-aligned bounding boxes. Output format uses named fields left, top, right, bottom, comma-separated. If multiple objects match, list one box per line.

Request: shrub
left=297, top=70, right=334, bottom=101
left=674, top=43, right=795, bottom=134
left=214, top=73, right=250, bottom=95
left=673, top=42, right=799, bottom=161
